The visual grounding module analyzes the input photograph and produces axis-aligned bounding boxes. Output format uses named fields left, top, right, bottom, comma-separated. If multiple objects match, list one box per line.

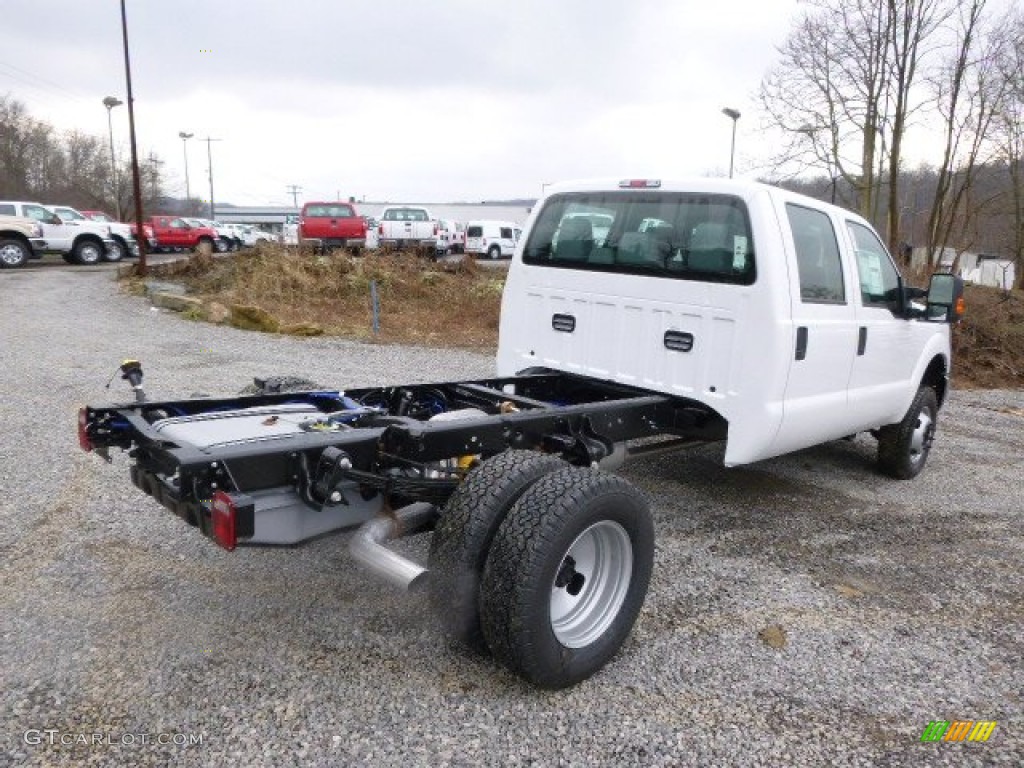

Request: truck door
left=772, top=203, right=860, bottom=455
left=22, top=203, right=72, bottom=251
left=844, top=220, right=921, bottom=426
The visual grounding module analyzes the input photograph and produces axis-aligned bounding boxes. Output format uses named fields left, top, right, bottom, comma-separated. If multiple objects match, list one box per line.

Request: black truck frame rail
left=80, top=371, right=727, bottom=545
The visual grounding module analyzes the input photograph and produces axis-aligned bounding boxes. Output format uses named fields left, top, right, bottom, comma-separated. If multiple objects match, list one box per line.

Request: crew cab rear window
left=383, top=208, right=429, bottom=222
left=786, top=203, right=845, bottom=304
left=522, top=192, right=755, bottom=285
left=304, top=204, right=354, bottom=218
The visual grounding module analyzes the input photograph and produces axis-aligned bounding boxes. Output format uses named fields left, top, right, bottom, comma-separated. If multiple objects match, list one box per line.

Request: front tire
left=876, top=386, right=938, bottom=479
left=104, top=239, right=126, bottom=262
left=0, top=238, right=30, bottom=268
left=428, top=450, right=567, bottom=650
left=480, top=468, right=654, bottom=688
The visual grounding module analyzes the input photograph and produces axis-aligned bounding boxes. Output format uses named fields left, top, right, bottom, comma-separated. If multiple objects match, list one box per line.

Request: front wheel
left=876, top=386, right=939, bottom=479
left=480, top=468, right=654, bottom=688
left=0, top=238, right=30, bottom=268
left=73, top=239, right=104, bottom=265
left=104, top=239, right=126, bottom=262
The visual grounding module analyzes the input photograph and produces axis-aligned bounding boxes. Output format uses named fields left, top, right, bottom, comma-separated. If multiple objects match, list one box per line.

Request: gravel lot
left=1, top=266, right=1021, bottom=767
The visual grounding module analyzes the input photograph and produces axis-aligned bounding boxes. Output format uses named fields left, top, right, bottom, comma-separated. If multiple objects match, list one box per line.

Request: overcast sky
left=3, top=0, right=806, bottom=206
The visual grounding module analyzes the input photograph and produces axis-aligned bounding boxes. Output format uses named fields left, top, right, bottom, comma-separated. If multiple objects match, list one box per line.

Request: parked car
left=435, top=219, right=463, bottom=256
left=299, top=201, right=367, bottom=251
left=377, top=206, right=436, bottom=252
left=0, top=214, right=46, bottom=268
left=81, top=210, right=157, bottom=250
left=464, top=220, right=521, bottom=259
left=185, top=219, right=236, bottom=252
left=0, top=200, right=115, bottom=264
left=50, top=205, right=138, bottom=261
left=147, top=215, right=219, bottom=253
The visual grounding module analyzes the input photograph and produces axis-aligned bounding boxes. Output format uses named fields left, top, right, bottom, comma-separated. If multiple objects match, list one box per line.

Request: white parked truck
left=377, top=205, right=437, bottom=252
left=79, top=177, right=964, bottom=688
left=0, top=200, right=115, bottom=264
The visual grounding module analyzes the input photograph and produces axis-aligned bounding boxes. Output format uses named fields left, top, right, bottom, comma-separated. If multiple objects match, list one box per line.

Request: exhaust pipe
left=348, top=502, right=437, bottom=592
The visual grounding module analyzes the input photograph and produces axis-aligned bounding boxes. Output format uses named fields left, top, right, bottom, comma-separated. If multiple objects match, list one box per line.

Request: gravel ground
left=1, top=266, right=1021, bottom=767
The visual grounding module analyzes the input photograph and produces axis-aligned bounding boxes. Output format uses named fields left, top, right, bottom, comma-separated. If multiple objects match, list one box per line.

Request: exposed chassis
left=81, top=371, right=726, bottom=549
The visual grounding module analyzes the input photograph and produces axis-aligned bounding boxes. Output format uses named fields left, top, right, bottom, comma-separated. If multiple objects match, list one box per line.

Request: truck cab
left=498, top=178, right=960, bottom=470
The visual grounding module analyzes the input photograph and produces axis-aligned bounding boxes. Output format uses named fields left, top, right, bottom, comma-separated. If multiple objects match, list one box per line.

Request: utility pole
left=119, top=0, right=147, bottom=275
left=203, top=137, right=222, bottom=220
left=286, top=185, right=302, bottom=207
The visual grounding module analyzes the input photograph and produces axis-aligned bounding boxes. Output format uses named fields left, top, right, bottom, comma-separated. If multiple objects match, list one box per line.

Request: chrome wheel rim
left=0, top=243, right=26, bottom=266
left=78, top=243, right=101, bottom=263
left=550, top=520, right=632, bottom=649
left=909, top=409, right=935, bottom=467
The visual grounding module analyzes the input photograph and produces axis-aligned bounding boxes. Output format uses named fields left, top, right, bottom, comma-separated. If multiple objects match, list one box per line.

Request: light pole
left=178, top=131, right=193, bottom=213
left=203, top=137, right=222, bottom=220
left=721, top=107, right=740, bottom=179
left=103, top=96, right=123, bottom=218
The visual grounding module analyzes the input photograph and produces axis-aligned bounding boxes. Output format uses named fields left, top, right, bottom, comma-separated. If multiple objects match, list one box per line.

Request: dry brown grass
left=954, top=283, right=1024, bottom=389
left=130, top=244, right=503, bottom=348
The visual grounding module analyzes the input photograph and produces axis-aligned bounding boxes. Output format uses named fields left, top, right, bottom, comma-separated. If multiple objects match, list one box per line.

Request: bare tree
left=884, top=0, right=956, bottom=258
left=990, top=11, right=1024, bottom=287
left=760, top=0, right=979, bottom=258
left=921, top=1, right=1010, bottom=272
left=0, top=95, right=167, bottom=216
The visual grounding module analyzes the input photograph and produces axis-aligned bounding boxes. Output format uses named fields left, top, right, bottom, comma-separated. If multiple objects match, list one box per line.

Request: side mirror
left=926, top=273, right=965, bottom=323
left=49, top=214, right=62, bottom=225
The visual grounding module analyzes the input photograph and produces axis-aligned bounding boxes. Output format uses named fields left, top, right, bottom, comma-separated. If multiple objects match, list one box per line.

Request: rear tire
left=0, top=238, right=30, bottom=268
left=487, top=245, right=501, bottom=260
left=73, top=239, right=103, bottom=265
left=480, top=468, right=654, bottom=688
left=877, top=386, right=938, bottom=479
left=428, top=450, right=567, bottom=650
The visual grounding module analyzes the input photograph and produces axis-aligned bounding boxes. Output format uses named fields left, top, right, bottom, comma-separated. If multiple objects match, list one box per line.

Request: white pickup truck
left=0, top=200, right=115, bottom=264
left=51, top=205, right=138, bottom=261
left=79, top=177, right=963, bottom=689
left=376, top=205, right=437, bottom=252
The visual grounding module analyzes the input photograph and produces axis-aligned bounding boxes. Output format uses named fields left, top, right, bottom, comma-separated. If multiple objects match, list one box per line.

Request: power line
left=286, top=185, right=302, bottom=207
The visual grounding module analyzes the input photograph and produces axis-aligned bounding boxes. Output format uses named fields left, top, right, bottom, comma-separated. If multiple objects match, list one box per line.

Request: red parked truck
left=299, top=201, right=367, bottom=251
left=147, top=216, right=219, bottom=253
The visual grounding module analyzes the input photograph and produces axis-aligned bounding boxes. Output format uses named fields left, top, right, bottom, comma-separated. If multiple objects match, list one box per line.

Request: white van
left=465, top=220, right=521, bottom=259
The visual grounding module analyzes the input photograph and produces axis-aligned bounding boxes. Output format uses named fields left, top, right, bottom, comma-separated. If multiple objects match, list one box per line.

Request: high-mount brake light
left=211, top=490, right=238, bottom=551
left=77, top=407, right=93, bottom=452
left=618, top=179, right=662, bottom=188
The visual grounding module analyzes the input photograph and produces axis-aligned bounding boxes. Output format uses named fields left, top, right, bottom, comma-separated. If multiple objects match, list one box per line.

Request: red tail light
left=77, top=407, right=93, bottom=452
left=211, top=490, right=237, bottom=551
left=378, top=223, right=384, bottom=235
left=434, top=224, right=438, bottom=236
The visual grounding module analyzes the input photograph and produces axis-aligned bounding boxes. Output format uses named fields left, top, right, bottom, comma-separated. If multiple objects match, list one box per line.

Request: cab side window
left=23, top=205, right=50, bottom=222
left=786, top=204, right=845, bottom=304
left=846, top=221, right=901, bottom=311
